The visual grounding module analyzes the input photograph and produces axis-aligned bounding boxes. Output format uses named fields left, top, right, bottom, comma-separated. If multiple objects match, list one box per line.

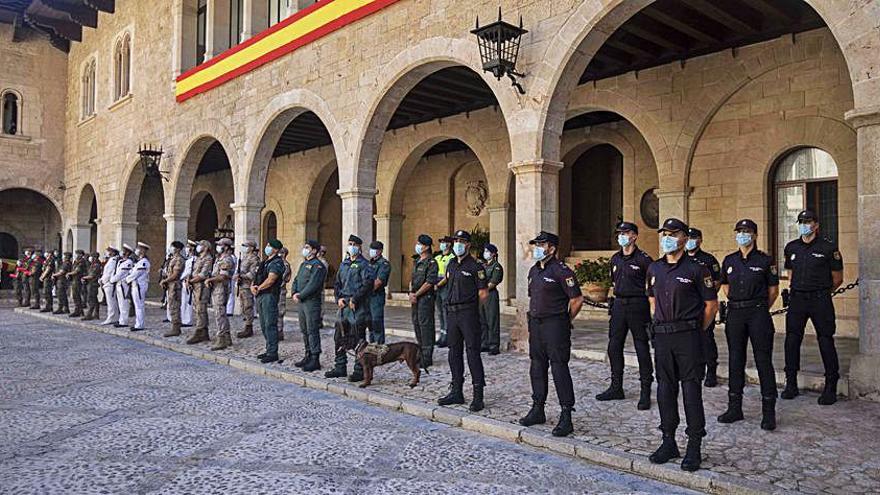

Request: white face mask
left=88, top=256, right=94, bottom=263
left=483, top=251, right=492, bottom=261
left=215, top=245, right=224, bottom=254
left=135, top=248, right=143, bottom=257
left=196, top=245, right=204, bottom=254
left=301, top=247, right=312, bottom=259
left=415, top=244, right=424, bottom=255
left=44, top=252, right=50, bottom=258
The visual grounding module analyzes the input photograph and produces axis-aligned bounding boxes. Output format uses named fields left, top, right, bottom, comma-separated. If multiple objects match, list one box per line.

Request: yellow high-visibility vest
left=435, top=253, right=454, bottom=276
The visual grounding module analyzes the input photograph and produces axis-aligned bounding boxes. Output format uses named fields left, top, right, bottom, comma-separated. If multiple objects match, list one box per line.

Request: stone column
left=508, top=160, right=563, bottom=350
left=844, top=106, right=880, bottom=401
left=164, top=214, right=189, bottom=246
left=487, top=206, right=510, bottom=302
left=114, top=221, right=138, bottom=249
left=655, top=188, right=691, bottom=223
left=231, top=202, right=262, bottom=247
left=93, top=218, right=106, bottom=252
left=240, top=0, right=268, bottom=41
left=289, top=221, right=319, bottom=247
left=338, top=188, right=376, bottom=253
left=205, top=0, right=231, bottom=61
left=71, top=224, right=92, bottom=252
left=375, top=214, right=403, bottom=292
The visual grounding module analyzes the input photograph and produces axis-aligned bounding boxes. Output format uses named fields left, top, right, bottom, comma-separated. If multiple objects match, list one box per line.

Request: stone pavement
left=13, top=302, right=880, bottom=494
left=0, top=309, right=698, bottom=495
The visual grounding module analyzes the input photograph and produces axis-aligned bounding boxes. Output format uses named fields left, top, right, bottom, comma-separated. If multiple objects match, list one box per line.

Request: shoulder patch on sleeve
left=565, top=276, right=575, bottom=287
left=713, top=263, right=720, bottom=272
left=477, top=270, right=485, bottom=280
left=704, top=276, right=713, bottom=288
left=833, top=251, right=841, bottom=260
left=770, top=265, right=778, bottom=275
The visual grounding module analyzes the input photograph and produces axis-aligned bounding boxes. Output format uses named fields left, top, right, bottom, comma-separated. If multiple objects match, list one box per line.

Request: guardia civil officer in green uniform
left=410, top=235, right=440, bottom=366
left=325, top=234, right=372, bottom=382
left=251, top=239, right=286, bottom=363
left=366, top=240, right=391, bottom=344
left=292, top=239, right=327, bottom=372
left=434, top=236, right=455, bottom=347
left=479, top=243, right=503, bottom=355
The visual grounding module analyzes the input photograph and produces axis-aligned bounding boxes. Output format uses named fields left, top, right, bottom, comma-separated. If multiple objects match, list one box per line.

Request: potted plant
left=469, top=224, right=490, bottom=257
left=574, top=257, right=612, bottom=303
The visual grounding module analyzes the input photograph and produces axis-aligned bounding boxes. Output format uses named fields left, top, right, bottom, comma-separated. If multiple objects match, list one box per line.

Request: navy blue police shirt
left=528, top=257, right=582, bottom=318
left=783, top=236, right=843, bottom=291
left=610, top=247, right=652, bottom=297
left=647, top=255, right=717, bottom=324
left=687, top=248, right=722, bottom=283
left=445, top=254, right=487, bottom=307
left=720, top=248, right=779, bottom=302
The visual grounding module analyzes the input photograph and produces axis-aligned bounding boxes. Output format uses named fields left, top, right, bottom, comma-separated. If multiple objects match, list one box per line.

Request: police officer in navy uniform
left=718, top=219, right=779, bottom=430
left=782, top=209, right=844, bottom=405
left=519, top=231, right=583, bottom=437
left=647, top=218, right=719, bottom=472
left=596, top=221, right=654, bottom=410
left=437, top=230, right=489, bottom=412
left=685, top=227, right=722, bottom=387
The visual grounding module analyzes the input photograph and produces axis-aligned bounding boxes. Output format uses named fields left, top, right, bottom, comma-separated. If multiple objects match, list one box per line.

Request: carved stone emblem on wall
left=465, top=180, right=488, bottom=217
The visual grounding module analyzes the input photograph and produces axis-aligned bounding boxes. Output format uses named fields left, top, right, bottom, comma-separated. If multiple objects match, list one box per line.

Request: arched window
left=772, top=147, right=839, bottom=268
left=113, top=33, right=131, bottom=101
left=263, top=211, right=277, bottom=247
left=1, top=91, right=19, bottom=135
left=81, top=60, right=96, bottom=118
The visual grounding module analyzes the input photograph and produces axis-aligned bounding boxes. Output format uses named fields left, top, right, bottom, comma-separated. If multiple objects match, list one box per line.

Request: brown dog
left=354, top=340, right=423, bottom=389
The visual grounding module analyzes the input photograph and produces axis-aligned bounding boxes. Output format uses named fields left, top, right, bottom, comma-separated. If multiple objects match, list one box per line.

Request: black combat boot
left=437, top=383, right=465, bottom=406
left=293, top=351, right=311, bottom=368
left=302, top=353, right=322, bottom=372
left=552, top=406, right=574, bottom=437
left=761, top=395, right=777, bottom=431
left=703, top=366, right=718, bottom=387
left=348, top=368, right=364, bottom=383
left=680, top=437, right=702, bottom=472
left=637, top=381, right=652, bottom=410
left=717, top=393, right=744, bottom=424
left=649, top=434, right=680, bottom=464
left=818, top=378, right=838, bottom=406
left=595, top=375, right=625, bottom=401
left=488, top=346, right=500, bottom=355
left=324, top=365, right=347, bottom=378
left=436, top=333, right=448, bottom=348
left=781, top=374, right=799, bottom=399
left=518, top=401, right=546, bottom=426
left=469, top=385, right=484, bottom=412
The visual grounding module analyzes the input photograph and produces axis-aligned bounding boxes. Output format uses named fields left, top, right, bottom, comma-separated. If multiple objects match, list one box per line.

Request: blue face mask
left=735, top=232, right=753, bottom=247
left=452, top=242, right=466, bottom=257
left=264, top=246, right=273, bottom=256
left=369, top=248, right=379, bottom=259
left=532, top=246, right=546, bottom=260
left=617, top=234, right=631, bottom=248
left=798, top=223, right=813, bottom=237
left=660, top=235, right=680, bottom=254
left=685, top=239, right=698, bottom=251
left=415, top=244, right=424, bottom=255
left=348, top=245, right=360, bottom=257
left=439, top=242, right=449, bottom=252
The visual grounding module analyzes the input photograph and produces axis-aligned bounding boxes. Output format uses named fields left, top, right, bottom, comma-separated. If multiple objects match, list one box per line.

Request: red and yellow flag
left=176, top=0, right=403, bottom=102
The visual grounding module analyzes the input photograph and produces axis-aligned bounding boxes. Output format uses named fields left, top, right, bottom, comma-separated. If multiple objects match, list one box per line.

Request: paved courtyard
left=0, top=308, right=697, bottom=494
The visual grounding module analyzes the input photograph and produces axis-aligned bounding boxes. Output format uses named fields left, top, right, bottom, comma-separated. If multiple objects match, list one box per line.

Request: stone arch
left=0, top=180, right=63, bottom=215
left=305, top=159, right=339, bottom=223
left=348, top=37, right=519, bottom=194
left=242, top=89, right=344, bottom=206
left=169, top=122, right=239, bottom=218
left=0, top=187, right=63, bottom=252
left=76, top=183, right=98, bottom=225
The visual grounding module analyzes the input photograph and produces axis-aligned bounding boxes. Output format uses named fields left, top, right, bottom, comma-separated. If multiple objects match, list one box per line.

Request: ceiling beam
left=744, top=0, right=798, bottom=24
left=85, top=0, right=115, bottom=14
left=642, top=7, right=722, bottom=44
left=680, top=0, right=759, bottom=33
left=621, top=17, right=693, bottom=52
left=606, top=36, right=662, bottom=60
left=50, top=2, right=99, bottom=28
left=26, top=12, right=82, bottom=42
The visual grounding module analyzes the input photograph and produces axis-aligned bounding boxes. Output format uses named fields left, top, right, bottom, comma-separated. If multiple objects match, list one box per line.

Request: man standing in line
left=69, top=250, right=87, bottom=317
left=52, top=252, right=72, bottom=314
left=685, top=227, right=723, bottom=387
left=277, top=247, right=292, bottom=342
left=367, top=240, right=391, bottom=345
left=82, top=252, right=102, bottom=321
left=252, top=239, right=286, bottom=363
left=127, top=242, right=151, bottom=332
left=292, top=239, right=327, bottom=372
left=13, top=249, right=30, bottom=307
left=162, top=241, right=186, bottom=337
left=207, top=238, right=235, bottom=350
left=187, top=240, right=214, bottom=345
left=479, top=243, right=503, bottom=355
left=410, top=235, right=439, bottom=367
left=225, top=245, right=238, bottom=317
left=433, top=236, right=455, bottom=347
left=100, top=246, right=119, bottom=325
left=325, top=235, right=372, bottom=382
left=180, top=240, right=196, bottom=328
left=28, top=249, right=42, bottom=310
left=235, top=241, right=260, bottom=338
left=113, top=244, right=134, bottom=328
left=40, top=250, right=56, bottom=313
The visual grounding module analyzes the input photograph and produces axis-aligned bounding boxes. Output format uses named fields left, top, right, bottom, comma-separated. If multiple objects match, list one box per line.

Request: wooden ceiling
left=581, top=0, right=824, bottom=83
left=0, top=0, right=115, bottom=52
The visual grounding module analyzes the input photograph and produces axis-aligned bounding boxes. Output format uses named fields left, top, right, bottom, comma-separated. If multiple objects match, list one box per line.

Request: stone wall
left=0, top=189, right=63, bottom=252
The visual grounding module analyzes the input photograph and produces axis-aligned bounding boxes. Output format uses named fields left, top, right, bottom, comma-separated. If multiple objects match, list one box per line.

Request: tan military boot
left=211, top=333, right=232, bottom=351
left=186, top=327, right=210, bottom=345
left=164, top=323, right=181, bottom=338
left=235, top=324, right=253, bottom=338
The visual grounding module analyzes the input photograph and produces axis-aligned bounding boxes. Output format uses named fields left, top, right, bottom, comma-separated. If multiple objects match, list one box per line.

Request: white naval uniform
left=113, top=256, right=134, bottom=325
left=101, top=255, right=119, bottom=325
left=225, top=253, right=238, bottom=315
left=180, top=255, right=194, bottom=326
left=126, top=256, right=151, bottom=329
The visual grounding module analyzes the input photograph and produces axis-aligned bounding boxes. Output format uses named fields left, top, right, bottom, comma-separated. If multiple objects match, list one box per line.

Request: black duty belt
left=727, top=298, right=767, bottom=310
left=612, top=296, right=648, bottom=305
left=446, top=302, right=478, bottom=313
left=527, top=312, right=569, bottom=323
left=791, top=289, right=831, bottom=298
left=652, top=319, right=700, bottom=334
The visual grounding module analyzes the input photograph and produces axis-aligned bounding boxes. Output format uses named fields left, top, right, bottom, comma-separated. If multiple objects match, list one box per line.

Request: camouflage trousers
left=212, top=285, right=230, bottom=337
left=167, top=282, right=182, bottom=325
left=193, top=284, right=210, bottom=330
left=239, top=286, right=255, bottom=325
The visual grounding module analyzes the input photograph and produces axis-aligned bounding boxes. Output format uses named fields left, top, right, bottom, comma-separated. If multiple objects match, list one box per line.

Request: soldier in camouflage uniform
left=186, top=240, right=214, bottom=345
left=236, top=240, right=260, bottom=338
left=161, top=241, right=186, bottom=337
left=29, top=250, right=43, bottom=310
left=82, top=252, right=103, bottom=321
left=68, top=250, right=87, bottom=317
left=53, top=252, right=73, bottom=314
left=207, top=238, right=235, bottom=350
left=40, top=250, right=56, bottom=313
left=14, top=249, right=31, bottom=306
left=277, top=247, right=292, bottom=342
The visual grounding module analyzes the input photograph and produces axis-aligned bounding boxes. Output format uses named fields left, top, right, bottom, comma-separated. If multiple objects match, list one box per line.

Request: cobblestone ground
left=10, top=302, right=880, bottom=494
left=0, top=308, right=701, bottom=494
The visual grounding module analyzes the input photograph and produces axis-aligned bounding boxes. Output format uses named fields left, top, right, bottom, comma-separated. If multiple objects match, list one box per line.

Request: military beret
left=658, top=218, right=688, bottom=233
left=241, top=240, right=256, bottom=248
left=615, top=221, right=638, bottom=234
left=62, top=252, right=72, bottom=257
left=217, top=238, right=233, bottom=247
left=417, top=234, right=433, bottom=246
left=370, top=240, right=384, bottom=250
left=734, top=219, right=758, bottom=233
left=268, top=239, right=283, bottom=249
left=687, top=227, right=703, bottom=239
left=170, top=241, right=184, bottom=249
left=529, top=231, right=559, bottom=246
left=348, top=234, right=363, bottom=245
left=74, top=249, right=85, bottom=255
left=453, top=230, right=471, bottom=242
left=485, top=243, right=498, bottom=254
left=797, top=209, right=818, bottom=223
left=305, top=239, right=320, bottom=250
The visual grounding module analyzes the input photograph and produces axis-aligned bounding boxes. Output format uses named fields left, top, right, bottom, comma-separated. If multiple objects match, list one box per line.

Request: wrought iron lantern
left=138, top=144, right=169, bottom=181
left=471, top=8, right=528, bottom=94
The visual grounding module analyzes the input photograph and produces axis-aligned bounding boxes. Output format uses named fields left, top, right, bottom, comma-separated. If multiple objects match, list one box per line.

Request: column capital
left=654, top=187, right=693, bottom=199
left=508, top=159, right=564, bottom=175
left=373, top=213, right=404, bottom=222
left=113, top=221, right=139, bottom=229
left=337, top=188, right=378, bottom=200
left=230, top=202, right=264, bottom=213
left=163, top=213, right=190, bottom=221
left=486, top=205, right=510, bottom=214
left=71, top=223, right=92, bottom=230
left=845, top=105, right=880, bottom=129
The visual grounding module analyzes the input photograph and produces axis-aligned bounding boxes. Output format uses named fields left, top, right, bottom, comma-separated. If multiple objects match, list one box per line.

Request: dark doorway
left=195, top=194, right=218, bottom=241
left=263, top=211, right=277, bottom=246
left=571, top=144, right=623, bottom=251
left=0, top=232, right=18, bottom=289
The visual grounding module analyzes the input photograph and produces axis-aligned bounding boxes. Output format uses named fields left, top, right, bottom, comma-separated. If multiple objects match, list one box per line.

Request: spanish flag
left=176, top=0, right=402, bottom=102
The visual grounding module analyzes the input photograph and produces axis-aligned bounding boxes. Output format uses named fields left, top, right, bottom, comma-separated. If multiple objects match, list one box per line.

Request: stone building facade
left=2, top=0, right=879, bottom=398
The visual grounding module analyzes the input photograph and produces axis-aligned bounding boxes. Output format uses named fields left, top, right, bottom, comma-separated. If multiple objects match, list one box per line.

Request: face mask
left=348, top=245, right=360, bottom=257
left=736, top=232, right=753, bottom=247
left=44, top=252, right=50, bottom=258
left=53, top=251, right=59, bottom=257
left=196, top=245, right=204, bottom=254
left=264, top=246, right=273, bottom=256
left=31, top=254, right=37, bottom=260
left=415, top=244, right=424, bottom=255
left=798, top=223, right=813, bottom=237
left=439, top=242, right=449, bottom=252
left=483, top=251, right=492, bottom=261
left=617, top=234, right=631, bottom=248
left=369, top=248, right=379, bottom=259
left=301, top=247, right=312, bottom=259
left=88, top=256, right=94, bottom=263
left=452, top=242, right=466, bottom=257
left=215, top=245, right=224, bottom=254
left=135, top=249, right=143, bottom=257
left=25, top=251, right=31, bottom=257
left=532, top=246, right=546, bottom=261
left=685, top=239, right=698, bottom=251
left=660, top=235, right=680, bottom=254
